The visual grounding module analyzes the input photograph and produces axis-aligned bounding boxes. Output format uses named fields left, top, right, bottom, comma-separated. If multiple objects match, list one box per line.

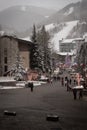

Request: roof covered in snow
left=0, top=35, right=33, bottom=45
left=57, top=52, right=74, bottom=56
left=60, top=38, right=85, bottom=44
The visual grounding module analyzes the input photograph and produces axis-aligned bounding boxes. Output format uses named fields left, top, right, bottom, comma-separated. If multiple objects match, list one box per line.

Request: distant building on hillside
left=59, top=38, right=85, bottom=54
left=0, top=35, right=33, bottom=76
left=58, top=38, right=85, bottom=66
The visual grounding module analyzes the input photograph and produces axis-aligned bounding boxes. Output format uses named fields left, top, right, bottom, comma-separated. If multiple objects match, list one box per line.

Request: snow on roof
left=60, top=38, right=84, bottom=44
left=64, top=7, right=74, bottom=16
left=61, top=39, right=74, bottom=43
left=21, top=36, right=31, bottom=41
left=58, top=52, right=74, bottom=56
left=51, top=20, right=78, bottom=51
left=73, top=38, right=84, bottom=41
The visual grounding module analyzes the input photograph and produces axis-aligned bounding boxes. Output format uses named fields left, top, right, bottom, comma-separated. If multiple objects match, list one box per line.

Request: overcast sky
left=0, top=0, right=81, bottom=11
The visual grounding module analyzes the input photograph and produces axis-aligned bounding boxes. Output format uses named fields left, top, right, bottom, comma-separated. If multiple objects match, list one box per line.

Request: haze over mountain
left=39, top=0, right=87, bottom=37
left=0, top=5, right=55, bottom=32
left=40, top=0, right=87, bottom=25
left=0, top=0, right=87, bottom=40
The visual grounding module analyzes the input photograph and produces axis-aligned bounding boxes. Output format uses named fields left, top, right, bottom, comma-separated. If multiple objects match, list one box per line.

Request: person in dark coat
left=30, top=82, right=34, bottom=92
left=73, top=89, right=77, bottom=100
left=66, top=79, right=70, bottom=91
left=79, top=89, right=83, bottom=99
left=61, top=77, right=64, bottom=86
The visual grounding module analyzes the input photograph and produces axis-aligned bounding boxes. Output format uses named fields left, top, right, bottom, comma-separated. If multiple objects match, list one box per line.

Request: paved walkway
left=0, top=80, right=87, bottom=130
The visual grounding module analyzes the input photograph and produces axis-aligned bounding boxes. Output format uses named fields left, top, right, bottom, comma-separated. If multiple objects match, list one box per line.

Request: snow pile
left=51, top=20, right=78, bottom=52
left=64, top=7, right=74, bottom=16
left=0, top=86, right=23, bottom=90
left=0, top=77, right=15, bottom=82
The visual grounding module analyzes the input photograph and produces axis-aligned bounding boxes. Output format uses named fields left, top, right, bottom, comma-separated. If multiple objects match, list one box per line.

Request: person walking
left=65, top=76, right=68, bottom=87
left=66, top=79, right=70, bottom=91
left=79, top=89, right=83, bottom=99
left=61, top=77, right=64, bottom=86
left=72, top=88, right=77, bottom=100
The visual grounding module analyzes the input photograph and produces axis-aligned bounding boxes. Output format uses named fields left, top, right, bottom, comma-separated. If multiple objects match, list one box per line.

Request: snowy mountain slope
left=40, top=2, right=80, bottom=26
left=41, top=0, right=87, bottom=27
left=45, top=20, right=79, bottom=52
left=64, top=7, right=74, bottom=16
left=22, top=20, right=86, bottom=53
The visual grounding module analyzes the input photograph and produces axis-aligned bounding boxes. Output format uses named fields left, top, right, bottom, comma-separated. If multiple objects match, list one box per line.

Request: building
left=0, top=35, right=33, bottom=76
left=59, top=38, right=85, bottom=54
left=58, top=38, right=85, bottom=66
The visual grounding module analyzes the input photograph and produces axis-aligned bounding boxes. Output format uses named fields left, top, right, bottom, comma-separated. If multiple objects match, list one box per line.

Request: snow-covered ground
left=51, top=20, right=78, bottom=52
left=0, top=77, right=15, bottom=82
left=0, top=86, right=23, bottom=90
left=0, top=77, right=47, bottom=89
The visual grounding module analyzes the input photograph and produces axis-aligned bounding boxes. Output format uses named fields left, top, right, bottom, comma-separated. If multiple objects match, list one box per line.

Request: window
left=4, top=57, right=7, bottom=64
left=4, top=65, right=8, bottom=72
left=4, top=48, right=7, bottom=56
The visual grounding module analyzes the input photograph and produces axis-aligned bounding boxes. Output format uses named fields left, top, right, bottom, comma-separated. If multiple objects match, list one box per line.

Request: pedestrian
left=61, top=77, right=64, bottom=86
left=72, top=88, right=77, bottom=100
left=64, top=80, right=67, bottom=87
left=65, top=77, right=68, bottom=87
left=66, top=79, right=69, bottom=91
left=79, top=89, right=83, bottom=99
left=30, top=82, right=34, bottom=92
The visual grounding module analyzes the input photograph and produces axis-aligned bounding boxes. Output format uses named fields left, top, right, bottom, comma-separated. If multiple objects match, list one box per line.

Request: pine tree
left=36, top=30, right=45, bottom=71
left=37, top=25, right=51, bottom=72
left=76, top=42, right=87, bottom=77
left=30, top=24, right=41, bottom=70
left=10, top=53, right=26, bottom=81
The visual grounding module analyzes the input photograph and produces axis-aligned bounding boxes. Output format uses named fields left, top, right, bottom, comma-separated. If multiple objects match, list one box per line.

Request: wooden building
left=0, top=35, right=33, bottom=76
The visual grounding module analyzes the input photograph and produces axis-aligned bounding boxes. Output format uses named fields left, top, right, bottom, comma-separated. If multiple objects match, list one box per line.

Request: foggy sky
left=0, top=0, right=81, bottom=11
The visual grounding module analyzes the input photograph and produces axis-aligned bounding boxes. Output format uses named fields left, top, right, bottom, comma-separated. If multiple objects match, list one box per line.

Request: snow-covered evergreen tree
left=11, top=53, right=26, bottom=80
left=30, top=24, right=42, bottom=70
left=76, top=42, right=87, bottom=77
left=30, top=24, right=51, bottom=73
left=37, top=25, right=51, bottom=72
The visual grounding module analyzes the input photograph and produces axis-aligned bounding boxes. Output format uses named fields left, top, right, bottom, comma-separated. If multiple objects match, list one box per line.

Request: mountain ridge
left=0, top=5, right=56, bottom=32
